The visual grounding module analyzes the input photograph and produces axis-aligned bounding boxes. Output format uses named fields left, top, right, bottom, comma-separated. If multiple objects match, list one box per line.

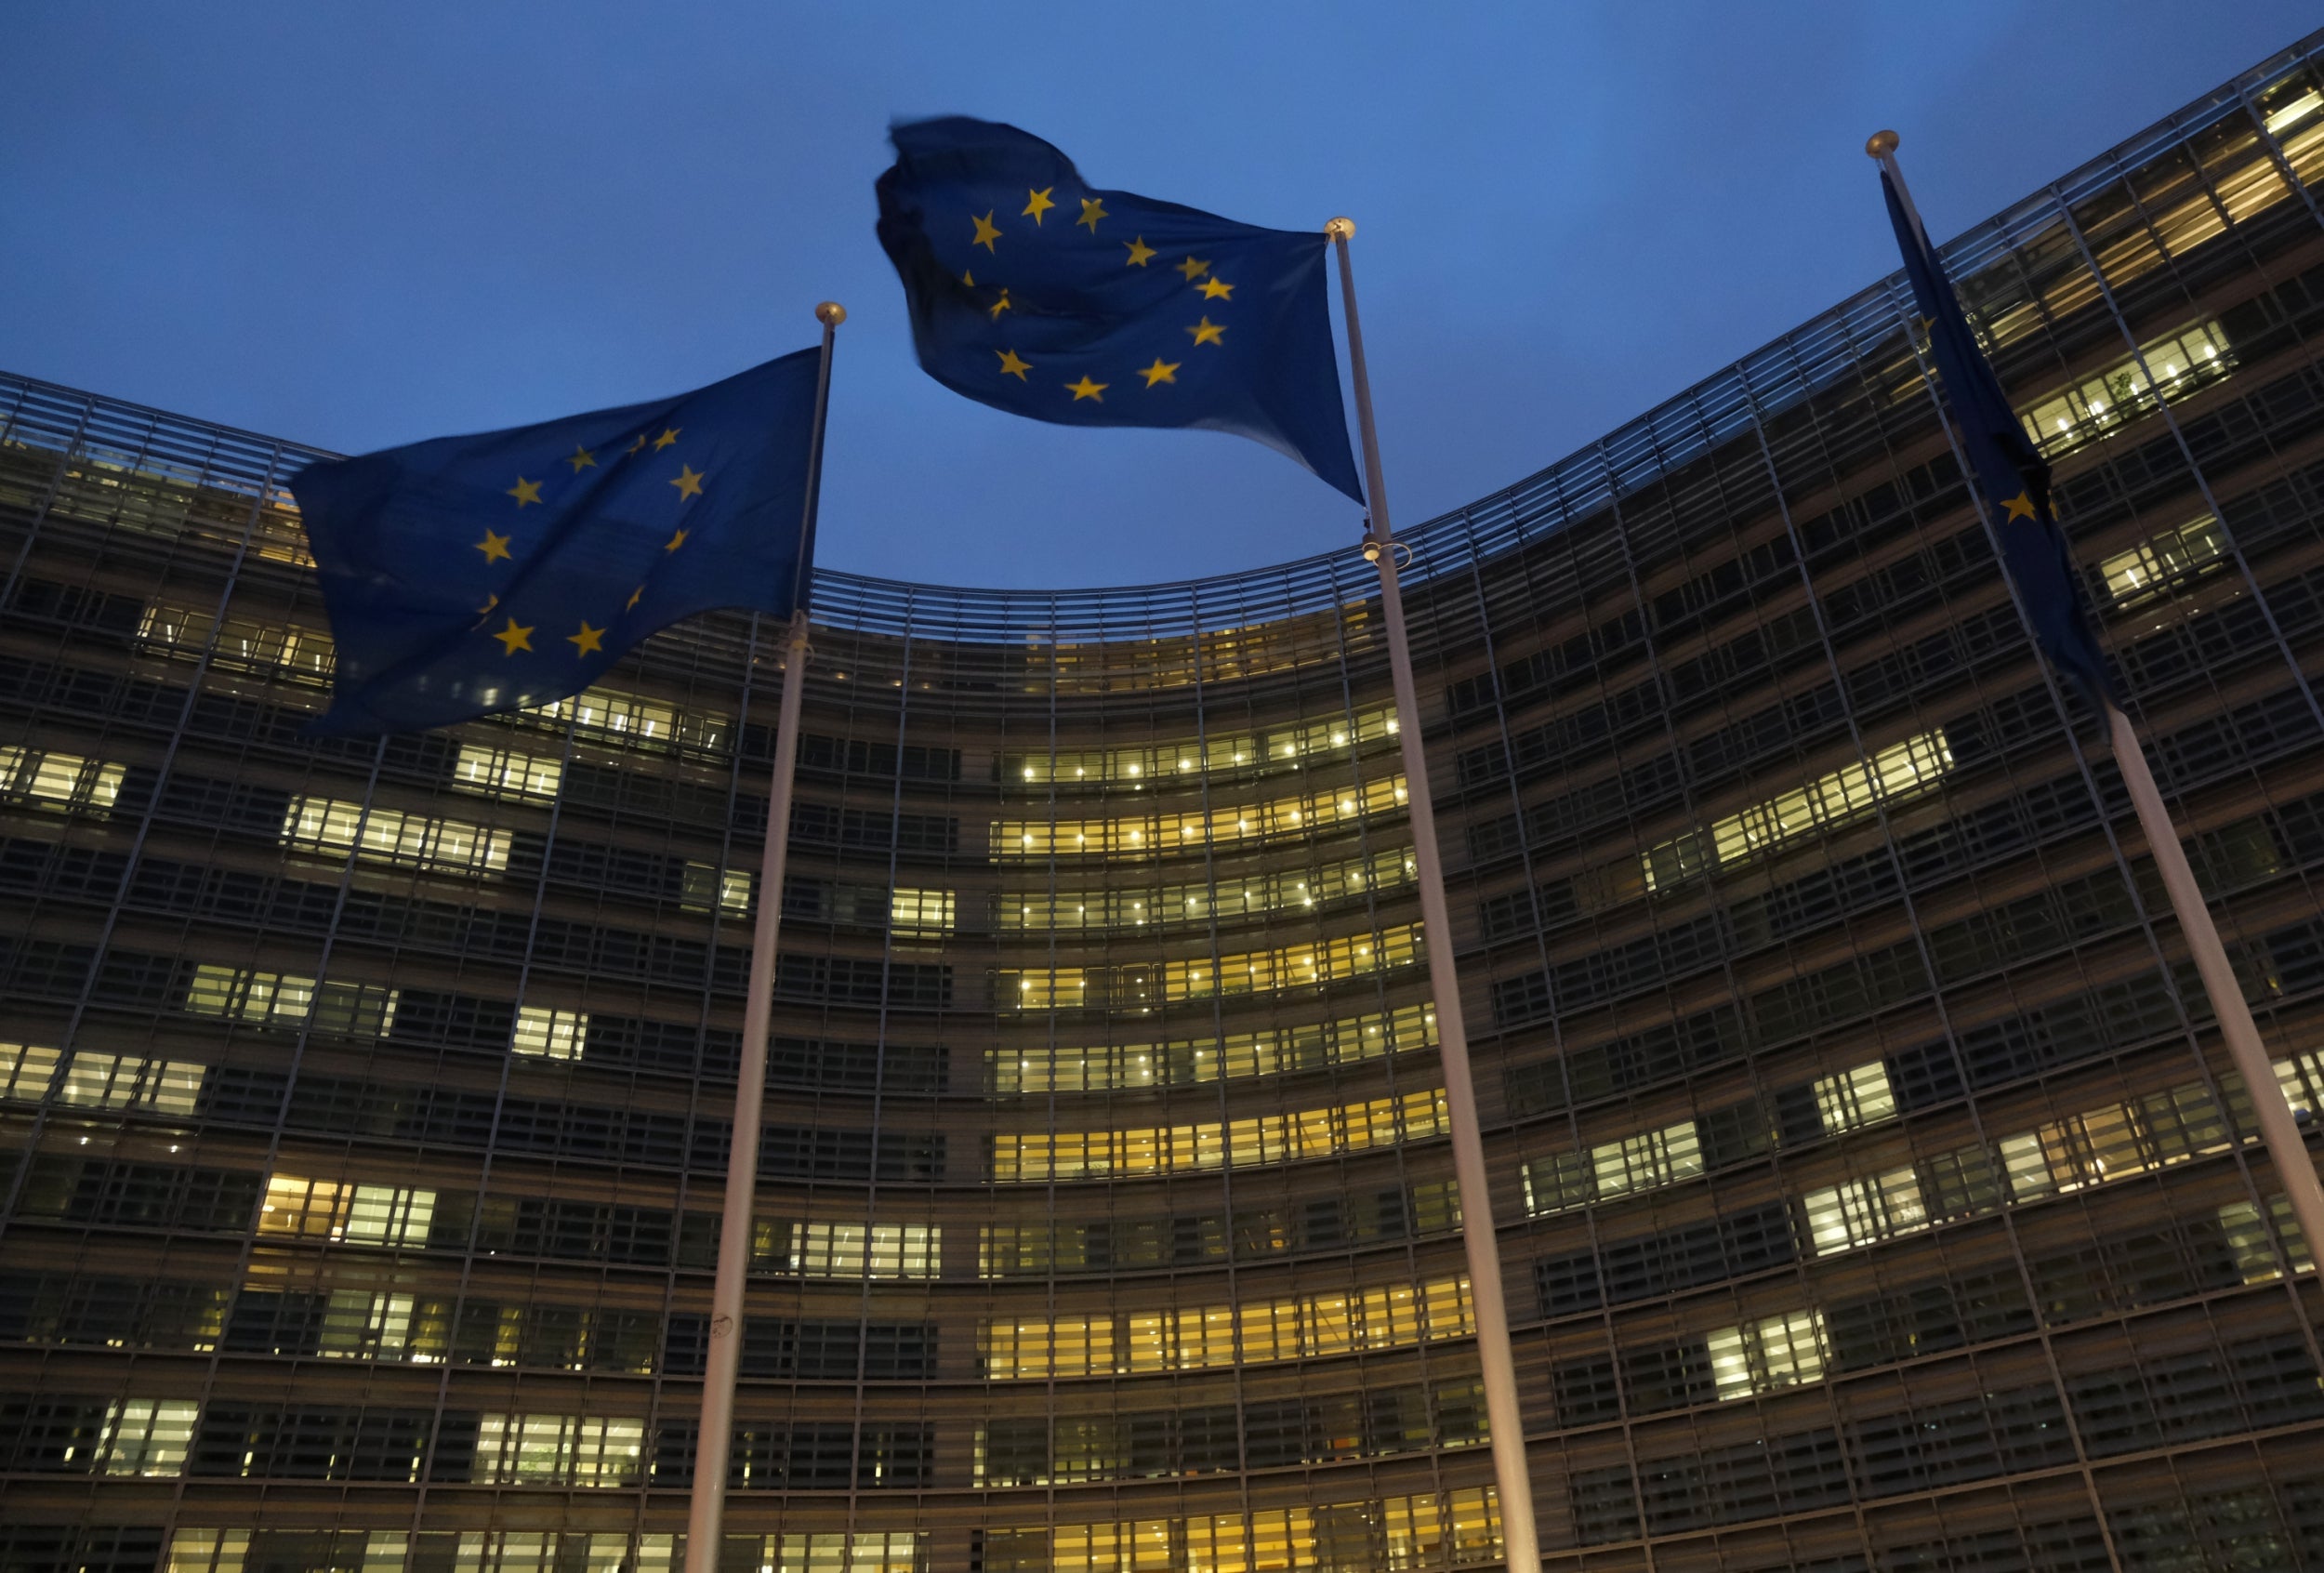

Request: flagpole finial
left=1325, top=217, right=1356, bottom=240
left=1865, top=130, right=1900, bottom=159
left=816, top=301, right=847, bottom=326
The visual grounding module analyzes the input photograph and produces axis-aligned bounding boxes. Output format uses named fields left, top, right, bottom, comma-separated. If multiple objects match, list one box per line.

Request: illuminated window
left=528, top=686, right=730, bottom=755
left=258, top=1176, right=435, bottom=1246
left=763, top=1533, right=923, bottom=1573
left=1000, top=924, right=1422, bottom=1014
left=98, top=1398, right=200, bottom=1476
left=0, top=1042, right=61, bottom=1101
left=1643, top=731, right=1953, bottom=891
left=182, top=966, right=398, bottom=1036
left=1001, top=846, right=1418, bottom=934
left=993, top=1088, right=1446, bottom=1183
left=987, top=1003, right=1434, bottom=1094
left=680, top=862, right=753, bottom=915
left=1803, top=1166, right=1927, bottom=1254
left=983, top=1276, right=1470, bottom=1380
left=1522, top=1119, right=1701, bottom=1215
left=472, top=1413, right=645, bottom=1487
left=2220, top=1197, right=2314, bottom=1284
left=994, top=1487, right=1496, bottom=1573
left=317, top=1291, right=416, bottom=1358
left=0, top=744, right=125, bottom=811
left=284, top=796, right=512, bottom=875
left=1707, top=1309, right=1829, bottom=1400
left=888, top=887, right=957, bottom=934
left=453, top=742, right=563, bottom=801
left=1811, top=1060, right=1898, bottom=1135
left=57, top=1051, right=205, bottom=1116
left=990, top=773, right=1407, bottom=860
left=511, top=1006, right=587, bottom=1060
left=1005, top=706, right=1399, bottom=787
left=2096, top=513, right=2228, bottom=609
left=139, top=604, right=335, bottom=681
left=2020, top=320, right=2233, bottom=454
left=782, top=1222, right=939, bottom=1278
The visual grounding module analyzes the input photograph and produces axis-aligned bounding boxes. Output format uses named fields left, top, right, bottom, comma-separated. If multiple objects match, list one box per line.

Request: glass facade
left=9, top=31, right=2324, bottom=1573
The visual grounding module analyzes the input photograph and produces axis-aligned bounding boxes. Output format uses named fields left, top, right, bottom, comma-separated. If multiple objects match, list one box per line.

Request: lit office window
left=182, top=966, right=399, bottom=1036
left=2219, top=1197, right=2314, bottom=1284
left=782, top=1222, right=940, bottom=1279
left=1523, top=1119, right=1702, bottom=1215
left=1643, top=731, right=1952, bottom=891
left=139, top=604, right=335, bottom=681
left=259, top=1177, right=435, bottom=1246
left=766, top=1534, right=923, bottom=1573
left=1006, top=706, right=1398, bottom=786
left=452, top=742, right=563, bottom=800
left=992, top=1088, right=1446, bottom=1182
left=890, top=887, right=957, bottom=935
left=0, top=744, right=125, bottom=811
left=999, top=845, right=1417, bottom=933
left=1803, top=1166, right=1928, bottom=1255
left=990, top=773, right=1407, bottom=860
left=284, top=796, right=512, bottom=875
left=58, top=1051, right=205, bottom=1116
left=316, top=1291, right=416, bottom=1359
left=997, top=1487, right=1497, bottom=1573
left=982, top=1275, right=1471, bottom=1379
left=2020, top=320, right=2233, bottom=453
left=528, top=686, right=730, bottom=754
left=1707, top=1310, right=1829, bottom=1400
left=511, top=1006, right=587, bottom=1060
left=2097, top=513, right=2227, bottom=609
left=988, top=1003, right=1434, bottom=1093
left=99, top=1399, right=200, bottom=1476
left=0, top=1042, right=61, bottom=1101
left=472, top=1414, right=645, bottom=1487
left=999, top=924, right=1422, bottom=1014
left=680, top=862, right=753, bottom=915
left=1812, top=1061, right=1899, bottom=1135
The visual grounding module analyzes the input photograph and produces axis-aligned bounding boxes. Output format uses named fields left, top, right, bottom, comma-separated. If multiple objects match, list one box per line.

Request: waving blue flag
left=291, top=351, right=824, bottom=737
left=1882, top=171, right=2117, bottom=708
left=875, top=116, right=1364, bottom=502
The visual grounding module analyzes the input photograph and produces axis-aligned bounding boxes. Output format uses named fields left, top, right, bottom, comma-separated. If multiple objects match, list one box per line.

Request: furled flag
left=875, top=116, right=1364, bottom=501
left=291, top=352, right=825, bottom=736
left=1882, top=171, right=2118, bottom=707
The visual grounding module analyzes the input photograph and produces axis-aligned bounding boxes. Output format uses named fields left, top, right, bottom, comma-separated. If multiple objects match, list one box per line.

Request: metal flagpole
left=1326, top=218, right=1544, bottom=1573
left=684, top=300, right=847, bottom=1573
left=1871, top=137, right=2324, bottom=1275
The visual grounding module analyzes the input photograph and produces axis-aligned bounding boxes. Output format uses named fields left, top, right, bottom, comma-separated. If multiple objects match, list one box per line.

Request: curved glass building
left=10, top=32, right=2324, bottom=1573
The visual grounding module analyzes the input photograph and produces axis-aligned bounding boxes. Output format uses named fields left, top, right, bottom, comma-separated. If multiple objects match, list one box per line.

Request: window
left=987, top=1004, right=1433, bottom=1094
left=981, top=1275, right=1471, bottom=1379
left=891, top=887, right=957, bottom=935
left=99, top=1398, right=199, bottom=1476
left=993, top=1088, right=1446, bottom=1182
left=0, top=1042, right=61, bottom=1101
left=990, top=773, right=1407, bottom=860
left=2097, top=514, right=2228, bottom=609
left=0, top=745, right=125, bottom=811
left=1522, top=1120, right=1702, bottom=1215
left=283, top=797, right=511, bottom=875
left=1643, top=731, right=1953, bottom=891
left=999, top=846, right=1417, bottom=934
left=316, top=1292, right=416, bottom=1359
left=780, top=1222, right=939, bottom=1279
left=763, top=1533, right=923, bottom=1573
left=139, top=604, right=334, bottom=681
left=1812, top=1060, right=1898, bottom=1134
left=1804, top=1166, right=1927, bottom=1254
left=472, top=1413, right=644, bottom=1487
left=57, top=1051, right=205, bottom=1116
left=182, top=966, right=399, bottom=1036
left=999, top=924, right=1423, bottom=1013
left=2021, top=320, right=2234, bottom=454
left=993, top=1487, right=1496, bottom=1573
left=1005, top=706, right=1397, bottom=787
left=528, top=686, right=730, bottom=755
left=679, top=863, right=752, bottom=915
left=511, top=1006, right=587, bottom=1060
left=257, top=1177, right=435, bottom=1247
left=1707, top=1310, right=1829, bottom=1400
left=452, top=743, right=562, bottom=801
left=2219, top=1197, right=2315, bottom=1283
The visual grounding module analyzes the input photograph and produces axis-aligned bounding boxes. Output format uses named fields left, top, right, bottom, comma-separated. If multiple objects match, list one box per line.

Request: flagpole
left=1327, top=218, right=1544, bottom=1573
left=684, top=300, right=845, bottom=1573
left=1869, top=133, right=2324, bottom=1274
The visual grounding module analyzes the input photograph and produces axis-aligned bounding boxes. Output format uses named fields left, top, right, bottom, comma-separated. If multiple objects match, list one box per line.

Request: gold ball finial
left=1865, top=129, right=1899, bottom=160
left=816, top=301, right=847, bottom=326
left=1324, top=217, right=1356, bottom=240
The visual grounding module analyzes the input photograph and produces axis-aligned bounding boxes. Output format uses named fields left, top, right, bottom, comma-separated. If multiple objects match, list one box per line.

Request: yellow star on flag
left=997, top=348, right=1033, bottom=380
left=627, top=434, right=646, bottom=455
left=1198, top=276, right=1235, bottom=300
left=670, top=465, right=706, bottom=500
left=1186, top=317, right=1226, bottom=347
left=1175, top=256, right=1210, bottom=282
left=494, top=617, right=535, bottom=655
left=653, top=428, right=680, bottom=451
left=2002, top=491, right=2039, bottom=522
left=507, top=477, right=543, bottom=508
left=971, top=211, right=1002, bottom=251
left=477, top=593, right=500, bottom=616
left=1077, top=197, right=1106, bottom=231
left=1124, top=236, right=1155, bottom=267
left=665, top=527, right=689, bottom=553
left=961, top=269, right=975, bottom=287
left=1065, top=375, right=1108, bottom=402
left=565, top=445, right=597, bottom=472
left=475, top=529, right=512, bottom=562
left=627, top=585, right=644, bottom=611
left=1139, top=357, right=1181, bottom=388
left=1023, top=186, right=1056, bottom=223
left=567, top=621, right=606, bottom=656
left=989, top=289, right=1012, bottom=322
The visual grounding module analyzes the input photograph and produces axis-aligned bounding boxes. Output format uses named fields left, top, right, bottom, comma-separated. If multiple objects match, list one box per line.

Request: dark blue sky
left=3, top=3, right=2312, bottom=589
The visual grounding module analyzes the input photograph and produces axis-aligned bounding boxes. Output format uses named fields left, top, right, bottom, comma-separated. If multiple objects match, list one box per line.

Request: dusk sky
left=3, top=3, right=2313, bottom=589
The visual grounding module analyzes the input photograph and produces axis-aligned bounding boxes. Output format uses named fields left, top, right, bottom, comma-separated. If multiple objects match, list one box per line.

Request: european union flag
left=291, top=351, right=825, bottom=737
left=876, top=116, right=1364, bottom=502
left=1882, top=171, right=2117, bottom=707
